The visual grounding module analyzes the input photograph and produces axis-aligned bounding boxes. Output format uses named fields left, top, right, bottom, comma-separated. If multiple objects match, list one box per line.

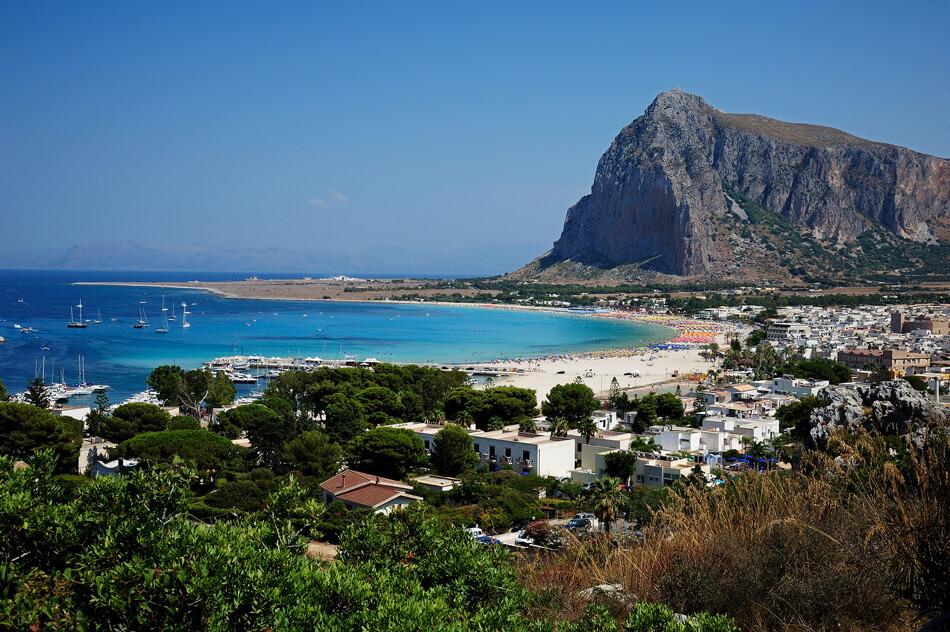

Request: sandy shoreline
left=76, top=279, right=741, bottom=401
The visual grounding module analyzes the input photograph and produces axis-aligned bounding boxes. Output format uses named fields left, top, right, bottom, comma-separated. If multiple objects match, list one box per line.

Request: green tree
left=576, top=417, right=598, bottom=444
left=323, top=393, right=368, bottom=444
left=775, top=395, right=827, bottom=442
left=635, top=395, right=658, bottom=428
left=443, top=387, right=478, bottom=421
left=229, top=404, right=288, bottom=469
left=0, top=377, right=8, bottom=402
left=178, top=369, right=235, bottom=415
left=347, top=426, right=425, bottom=479
left=208, top=371, right=236, bottom=409
left=0, top=402, right=81, bottom=472
left=603, top=450, right=637, bottom=484
left=111, top=429, right=241, bottom=472
left=655, top=392, right=685, bottom=419
left=101, top=403, right=172, bottom=443
left=146, top=365, right=186, bottom=405
left=541, top=383, right=599, bottom=425
left=356, top=386, right=404, bottom=425
left=590, top=476, right=626, bottom=535
left=25, top=378, right=49, bottom=409
left=281, top=430, right=341, bottom=480
left=85, top=391, right=111, bottom=437
left=430, top=423, right=478, bottom=476
left=904, top=375, right=928, bottom=392
left=631, top=436, right=659, bottom=453
left=167, top=415, right=201, bottom=431
left=548, top=416, right=570, bottom=438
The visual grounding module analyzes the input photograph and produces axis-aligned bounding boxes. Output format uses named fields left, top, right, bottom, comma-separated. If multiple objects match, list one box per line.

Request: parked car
left=573, top=512, right=600, bottom=529
left=514, top=530, right=534, bottom=546
left=466, top=527, right=484, bottom=539
left=565, top=517, right=592, bottom=533
left=474, top=534, right=501, bottom=545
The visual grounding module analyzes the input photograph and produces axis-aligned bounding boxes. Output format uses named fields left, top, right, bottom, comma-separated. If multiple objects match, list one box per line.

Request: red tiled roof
left=337, top=484, right=421, bottom=509
left=319, top=469, right=411, bottom=496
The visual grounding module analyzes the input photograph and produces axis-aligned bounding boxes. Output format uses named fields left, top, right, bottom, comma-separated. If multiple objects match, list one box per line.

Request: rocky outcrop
left=808, top=380, right=948, bottom=447
left=533, top=90, right=950, bottom=280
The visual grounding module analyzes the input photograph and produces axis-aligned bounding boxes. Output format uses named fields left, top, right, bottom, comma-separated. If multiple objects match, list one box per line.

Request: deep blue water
left=0, top=270, right=672, bottom=402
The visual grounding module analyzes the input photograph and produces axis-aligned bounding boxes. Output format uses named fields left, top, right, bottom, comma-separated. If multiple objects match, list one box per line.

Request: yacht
left=181, top=302, right=191, bottom=328
left=155, top=310, right=169, bottom=334
left=92, top=308, right=103, bottom=325
left=132, top=307, right=149, bottom=329
left=67, top=301, right=87, bottom=328
left=226, top=371, right=258, bottom=384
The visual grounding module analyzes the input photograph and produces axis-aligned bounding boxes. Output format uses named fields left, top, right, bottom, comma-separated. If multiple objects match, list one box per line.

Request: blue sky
left=2, top=1, right=949, bottom=273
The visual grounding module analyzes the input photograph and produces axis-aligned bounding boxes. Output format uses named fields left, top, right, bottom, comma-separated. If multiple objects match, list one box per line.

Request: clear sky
left=2, top=1, right=949, bottom=273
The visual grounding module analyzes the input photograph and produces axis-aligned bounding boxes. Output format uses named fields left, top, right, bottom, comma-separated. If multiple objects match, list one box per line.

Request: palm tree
left=591, top=477, right=626, bottom=535
left=576, top=418, right=598, bottom=444
left=548, top=416, right=570, bottom=438
left=518, top=417, right=537, bottom=433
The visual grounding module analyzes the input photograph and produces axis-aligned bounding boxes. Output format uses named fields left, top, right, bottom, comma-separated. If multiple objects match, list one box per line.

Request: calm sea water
left=0, top=270, right=671, bottom=401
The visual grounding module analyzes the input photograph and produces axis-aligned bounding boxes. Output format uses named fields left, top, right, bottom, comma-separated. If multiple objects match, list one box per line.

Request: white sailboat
left=93, top=308, right=103, bottom=325
left=133, top=307, right=149, bottom=329
left=156, top=310, right=169, bottom=334
left=168, top=302, right=176, bottom=321
left=67, top=300, right=87, bottom=328
left=181, top=302, right=191, bottom=328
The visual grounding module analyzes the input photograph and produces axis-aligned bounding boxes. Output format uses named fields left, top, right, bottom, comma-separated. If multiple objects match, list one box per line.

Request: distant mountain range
left=0, top=240, right=541, bottom=278
left=516, top=90, right=950, bottom=285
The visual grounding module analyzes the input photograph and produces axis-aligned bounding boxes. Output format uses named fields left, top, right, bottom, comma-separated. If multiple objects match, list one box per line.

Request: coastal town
left=4, top=2, right=950, bottom=627
left=11, top=294, right=943, bottom=529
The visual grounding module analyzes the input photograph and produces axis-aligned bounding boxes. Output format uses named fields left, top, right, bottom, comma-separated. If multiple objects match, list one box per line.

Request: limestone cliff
left=524, top=90, right=950, bottom=282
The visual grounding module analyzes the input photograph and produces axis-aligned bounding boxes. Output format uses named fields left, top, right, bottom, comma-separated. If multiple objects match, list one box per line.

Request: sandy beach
left=489, top=346, right=720, bottom=401
left=75, top=278, right=743, bottom=402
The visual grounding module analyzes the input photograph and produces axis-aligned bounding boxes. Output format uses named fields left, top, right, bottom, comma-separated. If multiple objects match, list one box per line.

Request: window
left=505, top=447, right=511, bottom=457
left=523, top=450, right=530, bottom=462
left=474, top=443, right=480, bottom=452
left=424, top=440, right=430, bottom=449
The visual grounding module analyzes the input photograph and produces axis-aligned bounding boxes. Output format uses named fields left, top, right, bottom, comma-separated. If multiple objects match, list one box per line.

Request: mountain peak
left=519, top=93, right=950, bottom=283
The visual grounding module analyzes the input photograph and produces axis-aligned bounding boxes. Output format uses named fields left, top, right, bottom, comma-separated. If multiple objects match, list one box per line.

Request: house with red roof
left=319, top=468, right=422, bottom=514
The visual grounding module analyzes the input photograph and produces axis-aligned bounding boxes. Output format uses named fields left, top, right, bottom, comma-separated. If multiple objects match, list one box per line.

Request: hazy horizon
left=3, top=1, right=950, bottom=275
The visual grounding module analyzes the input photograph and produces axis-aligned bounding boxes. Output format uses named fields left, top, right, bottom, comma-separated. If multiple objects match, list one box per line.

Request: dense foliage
left=101, top=402, right=172, bottom=443
left=0, top=402, right=81, bottom=473
left=430, top=423, right=479, bottom=476
left=111, top=429, right=243, bottom=473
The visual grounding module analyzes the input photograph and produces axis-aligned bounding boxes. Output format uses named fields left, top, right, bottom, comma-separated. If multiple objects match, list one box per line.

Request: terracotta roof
left=337, top=485, right=421, bottom=509
left=319, top=469, right=411, bottom=496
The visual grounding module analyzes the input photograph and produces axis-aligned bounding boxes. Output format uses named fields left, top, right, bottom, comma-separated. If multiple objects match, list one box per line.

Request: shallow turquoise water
left=0, top=270, right=672, bottom=400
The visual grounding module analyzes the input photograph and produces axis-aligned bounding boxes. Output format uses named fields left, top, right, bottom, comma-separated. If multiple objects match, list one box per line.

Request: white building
left=635, top=455, right=710, bottom=488
left=393, top=422, right=577, bottom=478
left=772, top=376, right=829, bottom=398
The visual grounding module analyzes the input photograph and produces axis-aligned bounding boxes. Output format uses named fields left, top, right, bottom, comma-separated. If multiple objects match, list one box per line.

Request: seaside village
left=39, top=299, right=950, bottom=546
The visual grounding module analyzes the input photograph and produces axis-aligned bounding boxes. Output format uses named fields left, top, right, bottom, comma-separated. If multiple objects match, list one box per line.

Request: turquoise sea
left=0, top=270, right=672, bottom=401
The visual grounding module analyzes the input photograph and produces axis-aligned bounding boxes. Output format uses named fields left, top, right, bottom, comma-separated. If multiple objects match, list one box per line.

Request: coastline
left=76, top=279, right=740, bottom=402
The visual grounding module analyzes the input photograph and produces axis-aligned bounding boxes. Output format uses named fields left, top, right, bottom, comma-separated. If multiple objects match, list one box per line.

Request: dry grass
left=521, top=426, right=949, bottom=631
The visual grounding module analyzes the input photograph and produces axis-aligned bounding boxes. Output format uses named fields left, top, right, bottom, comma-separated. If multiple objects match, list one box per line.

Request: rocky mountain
left=807, top=380, right=948, bottom=449
left=518, top=90, right=950, bottom=283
